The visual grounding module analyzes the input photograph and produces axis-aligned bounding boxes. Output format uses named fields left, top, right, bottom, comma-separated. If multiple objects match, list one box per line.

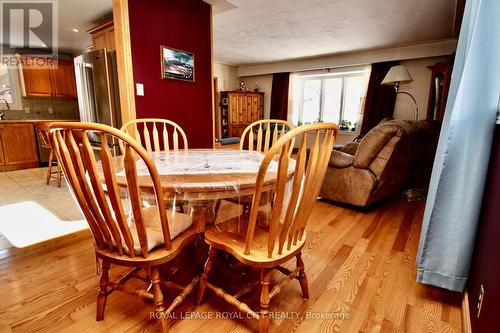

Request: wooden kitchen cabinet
left=51, top=60, right=78, bottom=98
left=220, top=91, right=264, bottom=138
left=0, top=122, right=39, bottom=171
left=20, top=59, right=53, bottom=97
left=0, top=130, right=5, bottom=166
left=88, top=20, right=115, bottom=51
left=21, top=57, right=77, bottom=99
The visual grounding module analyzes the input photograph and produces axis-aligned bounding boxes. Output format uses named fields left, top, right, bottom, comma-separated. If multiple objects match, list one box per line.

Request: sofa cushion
left=320, top=166, right=378, bottom=207
left=329, top=150, right=354, bottom=168
left=353, top=121, right=403, bottom=168
left=369, top=136, right=400, bottom=178
left=333, top=141, right=359, bottom=155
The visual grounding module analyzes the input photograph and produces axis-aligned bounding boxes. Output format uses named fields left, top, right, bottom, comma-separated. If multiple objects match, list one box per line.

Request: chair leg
left=213, top=199, right=222, bottom=218
left=56, top=156, right=62, bottom=188
left=259, top=268, right=271, bottom=333
left=96, top=260, right=110, bottom=321
left=197, top=246, right=217, bottom=305
left=151, top=266, right=169, bottom=333
left=46, top=150, right=53, bottom=185
left=296, top=253, right=309, bottom=299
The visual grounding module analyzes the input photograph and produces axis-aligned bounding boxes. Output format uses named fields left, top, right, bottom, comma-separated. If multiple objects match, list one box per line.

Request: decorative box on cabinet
left=220, top=91, right=264, bottom=139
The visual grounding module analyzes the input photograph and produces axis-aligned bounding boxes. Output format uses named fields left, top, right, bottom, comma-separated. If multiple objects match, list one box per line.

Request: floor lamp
left=381, top=65, right=419, bottom=121
left=382, top=65, right=424, bottom=200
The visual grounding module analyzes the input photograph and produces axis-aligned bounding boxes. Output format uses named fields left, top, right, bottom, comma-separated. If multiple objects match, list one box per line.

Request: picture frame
left=160, top=45, right=194, bottom=82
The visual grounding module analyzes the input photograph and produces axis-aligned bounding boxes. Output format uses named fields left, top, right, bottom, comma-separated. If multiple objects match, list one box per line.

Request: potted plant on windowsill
left=340, top=120, right=351, bottom=131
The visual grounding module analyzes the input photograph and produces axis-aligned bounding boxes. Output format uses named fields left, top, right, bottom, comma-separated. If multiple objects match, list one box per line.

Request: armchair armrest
left=329, top=150, right=354, bottom=168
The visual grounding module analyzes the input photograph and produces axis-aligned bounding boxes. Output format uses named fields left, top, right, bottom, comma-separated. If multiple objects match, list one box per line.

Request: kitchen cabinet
left=20, top=59, right=53, bottom=97
left=220, top=91, right=264, bottom=138
left=0, top=122, right=39, bottom=171
left=0, top=130, right=5, bottom=166
left=21, top=57, right=77, bottom=99
left=51, top=60, right=78, bottom=98
left=88, top=20, right=115, bottom=51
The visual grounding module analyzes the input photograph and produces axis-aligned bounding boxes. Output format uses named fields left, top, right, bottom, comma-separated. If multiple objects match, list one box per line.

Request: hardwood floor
left=0, top=198, right=462, bottom=332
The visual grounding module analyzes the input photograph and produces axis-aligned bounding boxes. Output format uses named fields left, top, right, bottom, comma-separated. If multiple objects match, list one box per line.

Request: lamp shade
left=381, top=65, right=413, bottom=85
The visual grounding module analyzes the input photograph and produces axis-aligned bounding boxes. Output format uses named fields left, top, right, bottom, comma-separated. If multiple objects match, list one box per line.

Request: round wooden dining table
left=107, top=149, right=295, bottom=231
left=111, top=149, right=294, bottom=199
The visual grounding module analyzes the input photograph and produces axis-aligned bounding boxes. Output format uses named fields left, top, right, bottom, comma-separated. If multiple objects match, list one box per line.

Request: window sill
left=338, top=130, right=357, bottom=135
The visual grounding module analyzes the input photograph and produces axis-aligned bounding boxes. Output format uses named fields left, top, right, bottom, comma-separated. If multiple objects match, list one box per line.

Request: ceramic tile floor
left=0, top=168, right=83, bottom=250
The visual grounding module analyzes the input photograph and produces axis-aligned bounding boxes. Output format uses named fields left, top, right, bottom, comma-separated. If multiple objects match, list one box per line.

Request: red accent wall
left=128, top=0, right=213, bottom=148
left=468, top=125, right=500, bottom=332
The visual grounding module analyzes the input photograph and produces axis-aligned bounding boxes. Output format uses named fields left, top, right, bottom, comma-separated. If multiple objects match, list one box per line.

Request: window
left=0, top=65, right=14, bottom=103
left=0, top=64, right=22, bottom=111
left=291, top=68, right=369, bottom=131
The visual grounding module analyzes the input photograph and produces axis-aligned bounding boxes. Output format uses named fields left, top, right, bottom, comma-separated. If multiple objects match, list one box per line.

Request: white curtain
left=416, top=0, right=500, bottom=292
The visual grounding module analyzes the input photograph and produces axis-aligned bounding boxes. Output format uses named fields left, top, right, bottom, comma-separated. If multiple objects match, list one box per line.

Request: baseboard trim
left=462, top=290, right=472, bottom=333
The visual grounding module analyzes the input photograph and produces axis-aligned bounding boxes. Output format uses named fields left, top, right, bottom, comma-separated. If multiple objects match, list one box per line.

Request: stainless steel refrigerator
left=74, top=49, right=121, bottom=152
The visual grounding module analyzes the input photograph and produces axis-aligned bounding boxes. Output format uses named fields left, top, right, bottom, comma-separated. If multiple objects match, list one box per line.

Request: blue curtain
left=416, top=0, right=500, bottom=292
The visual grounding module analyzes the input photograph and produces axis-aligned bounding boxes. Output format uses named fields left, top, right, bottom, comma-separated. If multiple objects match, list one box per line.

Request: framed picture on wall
left=160, top=46, right=194, bottom=82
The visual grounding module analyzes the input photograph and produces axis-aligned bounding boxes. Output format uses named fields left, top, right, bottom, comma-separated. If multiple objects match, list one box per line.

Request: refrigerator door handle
left=80, top=63, right=98, bottom=123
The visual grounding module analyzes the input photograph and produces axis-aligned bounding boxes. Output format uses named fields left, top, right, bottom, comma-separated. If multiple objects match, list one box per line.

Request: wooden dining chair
left=223, top=119, right=295, bottom=212
left=49, top=122, right=199, bottom=333
left=239, top=119, right=294, bottom=152
left=197, top=123, right=338, bottom=333
left=35, top=121, right=63, bottom=188
left=120, top=118, right=188, bottom=153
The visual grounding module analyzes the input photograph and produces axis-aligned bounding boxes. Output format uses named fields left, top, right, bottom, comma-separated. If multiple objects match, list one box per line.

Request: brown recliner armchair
left=320, top=119, right=431, bottom=207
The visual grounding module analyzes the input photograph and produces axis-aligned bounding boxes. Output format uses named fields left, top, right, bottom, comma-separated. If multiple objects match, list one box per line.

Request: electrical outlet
left=24, top=107, right=30, bottom=114
left=48, top=107, right=53, bottom=114
left=477, top=284, right=485, bottom=318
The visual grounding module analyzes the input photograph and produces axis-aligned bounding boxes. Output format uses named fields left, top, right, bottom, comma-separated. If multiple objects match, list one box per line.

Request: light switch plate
left=48, top=107, right=53, bottom=114
left=24, top=107, right=30, bottom=114
left=136, top=83, right=144, bottom=96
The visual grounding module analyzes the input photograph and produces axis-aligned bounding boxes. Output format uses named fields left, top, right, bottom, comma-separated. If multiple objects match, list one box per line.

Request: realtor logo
left=0, top=0, right=57, bottom=62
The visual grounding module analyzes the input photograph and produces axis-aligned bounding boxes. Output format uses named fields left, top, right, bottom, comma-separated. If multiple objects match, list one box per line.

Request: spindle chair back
left=239, top=119, right=294, bottom=153
left=120, top=118, right=188, bottom=153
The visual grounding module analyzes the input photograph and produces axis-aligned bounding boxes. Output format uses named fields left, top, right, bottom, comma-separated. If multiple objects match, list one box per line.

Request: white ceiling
left=212, top=0, right=458, bottom=65
left=53, top=0, right=458, bottom=64
left=56, top=0, right=112, bottom=55
left=1, top=0, right=110, bottom=55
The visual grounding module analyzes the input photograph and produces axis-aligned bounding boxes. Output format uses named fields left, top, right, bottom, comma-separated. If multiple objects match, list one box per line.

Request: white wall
left=213, top=62, right=238, bottom=91
left=239, top=75, right=273, bottom=118
left=213, top=62, right=238, bottom=138
left=393, top=56, right=450, bottom=120
left=238, top=40, right=456, bottom=77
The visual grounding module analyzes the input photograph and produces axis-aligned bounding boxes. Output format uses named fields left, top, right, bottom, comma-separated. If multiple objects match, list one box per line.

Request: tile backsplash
left=3, top=97, right=79, bottom=120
